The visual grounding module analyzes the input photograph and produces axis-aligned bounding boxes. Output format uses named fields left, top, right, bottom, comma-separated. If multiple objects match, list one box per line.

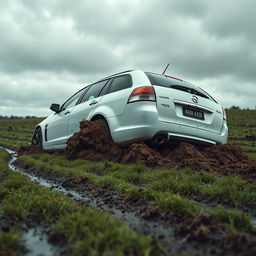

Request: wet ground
left=3, top=120, right=256, bottom=255
left=6, top=148, right=220, bottom=255
left=2, top=147, right=255, bottom=256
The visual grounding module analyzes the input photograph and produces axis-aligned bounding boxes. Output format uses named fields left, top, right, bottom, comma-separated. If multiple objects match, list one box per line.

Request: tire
left=94, top=119, right=112, bottom=141
left=31, top=127, right=43, bottom=149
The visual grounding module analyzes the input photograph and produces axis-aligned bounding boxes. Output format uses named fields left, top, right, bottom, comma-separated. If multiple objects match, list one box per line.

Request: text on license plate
left=182, top=107, right=205, bottom=120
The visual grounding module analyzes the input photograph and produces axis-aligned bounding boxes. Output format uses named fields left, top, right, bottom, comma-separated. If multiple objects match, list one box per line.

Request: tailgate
left=153, top=85, right=224, bottom=134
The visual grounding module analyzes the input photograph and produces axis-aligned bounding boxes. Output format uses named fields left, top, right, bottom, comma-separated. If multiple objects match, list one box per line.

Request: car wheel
left=94, top=119, right=112, bottom=141
left=32, top=127, right=43, bottom=149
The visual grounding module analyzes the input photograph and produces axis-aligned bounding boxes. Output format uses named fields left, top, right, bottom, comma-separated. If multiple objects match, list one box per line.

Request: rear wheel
left=93, top=119, right=112, bottom=141
left=32, top=127, right=42, bottom=149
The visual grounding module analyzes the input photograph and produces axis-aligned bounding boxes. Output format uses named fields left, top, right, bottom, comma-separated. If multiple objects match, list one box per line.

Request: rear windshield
left=145, top=72, right=217, bottom=102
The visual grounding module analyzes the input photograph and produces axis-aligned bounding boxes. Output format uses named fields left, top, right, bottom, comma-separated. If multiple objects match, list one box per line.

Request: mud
left=225, top=233, right=256, bottom=256
left=64, top=121, right=164, bottom=167
left=245, top=135, right=256, bottom=141
left=165, top=143, right=256, bottom=182
left=19, top=145, right=43, bottom=154
left=175, top=213, right=218, bottom=242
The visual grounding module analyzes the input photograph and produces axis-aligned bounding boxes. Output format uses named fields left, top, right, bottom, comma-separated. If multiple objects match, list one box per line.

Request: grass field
left=227, top=110, right=256, bottom=160
left=0, top=110, right=256, bottom=255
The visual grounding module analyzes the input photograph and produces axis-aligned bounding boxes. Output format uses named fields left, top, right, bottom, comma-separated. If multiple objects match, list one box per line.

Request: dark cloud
left=0, top=0, right=256, bottom=116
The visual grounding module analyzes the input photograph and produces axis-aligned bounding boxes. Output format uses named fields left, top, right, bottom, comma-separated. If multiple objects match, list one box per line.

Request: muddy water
left=3, top=147, right=183, bottom=255
left=23, top=227, right=58, bottom=256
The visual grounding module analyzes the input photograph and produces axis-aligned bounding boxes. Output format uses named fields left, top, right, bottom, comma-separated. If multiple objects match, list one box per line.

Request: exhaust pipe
left=153, top=134, right=166, bottom=145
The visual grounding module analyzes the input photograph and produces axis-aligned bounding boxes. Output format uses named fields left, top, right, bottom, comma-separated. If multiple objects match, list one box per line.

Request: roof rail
left=99, top=70, right=134, bottom=80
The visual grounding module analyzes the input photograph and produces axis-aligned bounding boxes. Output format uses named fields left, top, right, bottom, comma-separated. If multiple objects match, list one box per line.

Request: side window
left=62, top=87, right=87, bottom=111
left=108, top=75, right=132, bottom=94
left=146, top=73, right=171, bottom=87
left=80, top=80, right=108, bottom=103
left=98, top=79, right=111, bottom=96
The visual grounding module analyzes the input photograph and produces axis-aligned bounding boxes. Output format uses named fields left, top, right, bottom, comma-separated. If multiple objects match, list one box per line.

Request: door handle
left=65, top=110, right=70, bottom=115
left=89, top=100, right=98, bottom=106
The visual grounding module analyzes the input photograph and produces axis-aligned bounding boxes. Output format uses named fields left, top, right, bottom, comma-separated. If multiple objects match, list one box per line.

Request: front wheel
left=31, top=127, right=43, bottom=149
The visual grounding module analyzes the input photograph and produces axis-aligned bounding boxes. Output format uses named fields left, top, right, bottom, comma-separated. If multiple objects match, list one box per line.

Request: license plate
left=182, top=107, right=204, bottom=120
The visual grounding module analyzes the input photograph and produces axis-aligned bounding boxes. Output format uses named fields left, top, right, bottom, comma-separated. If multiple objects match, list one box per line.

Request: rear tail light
left=222, top=107, right=227, bottom=120
left=128, top=86, right=156, bottom=103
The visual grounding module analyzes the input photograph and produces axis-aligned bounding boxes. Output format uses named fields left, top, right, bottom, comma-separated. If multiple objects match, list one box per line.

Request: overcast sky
left=1, top=0, right=256, bottom=117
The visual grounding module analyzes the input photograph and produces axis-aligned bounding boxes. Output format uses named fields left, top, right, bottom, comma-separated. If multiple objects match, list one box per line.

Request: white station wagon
left=32, top=70, right=228, bottom=150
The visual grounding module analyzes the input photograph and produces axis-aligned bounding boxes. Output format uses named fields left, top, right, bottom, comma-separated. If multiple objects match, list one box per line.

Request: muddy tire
left=32, top=127, right=43, bottom=149
left=94, top=119, right=112, bottom=141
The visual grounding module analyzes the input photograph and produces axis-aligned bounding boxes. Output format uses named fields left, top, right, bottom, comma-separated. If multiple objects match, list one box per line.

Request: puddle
left=252, top=218, right=256, bottom=227
left=23, top=227, right=58, bottom=256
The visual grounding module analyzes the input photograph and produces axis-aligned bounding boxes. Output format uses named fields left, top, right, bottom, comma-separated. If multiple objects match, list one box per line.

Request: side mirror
left=50, top=103, right=60, bottom=113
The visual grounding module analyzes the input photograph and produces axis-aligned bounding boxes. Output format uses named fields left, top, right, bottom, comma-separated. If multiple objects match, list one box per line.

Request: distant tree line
left=0, top=115, right=37, bottom=119
left=229, top=106, right=252, bottom=110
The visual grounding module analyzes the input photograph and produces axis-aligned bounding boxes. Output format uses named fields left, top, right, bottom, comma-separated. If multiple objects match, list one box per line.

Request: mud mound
left=66, top=121, right=122, bottom=162
left=165, top=143, right=256, bottom=181
left=205, top=144, right=247, bottom=162
left=121, top=143, right=164, bottom=167
left=165, top=143, right=210, bottom=170
left=65, top=121, right=162, bottom=166
left=203, top=144, right=256, bottom=179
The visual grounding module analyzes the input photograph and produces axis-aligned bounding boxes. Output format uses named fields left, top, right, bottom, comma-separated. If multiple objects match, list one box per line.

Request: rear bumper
left=158, top=120, right=228, bottom=145
left=109, top=102, right=228, bottom=145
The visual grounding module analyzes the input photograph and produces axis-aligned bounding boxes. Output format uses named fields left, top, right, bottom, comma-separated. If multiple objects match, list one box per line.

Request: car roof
left=98, top=70, right=135, bottom=81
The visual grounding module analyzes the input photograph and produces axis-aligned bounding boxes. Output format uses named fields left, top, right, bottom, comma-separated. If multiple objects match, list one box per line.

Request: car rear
left=145, top=72, right=228, bottom=145
left=110, top=70, right=228, bottom=145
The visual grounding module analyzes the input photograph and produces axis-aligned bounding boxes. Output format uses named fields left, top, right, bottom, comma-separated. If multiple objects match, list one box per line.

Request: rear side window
left=146, top=72, right=172, bottom=87
left=80, top=80, right=109, bottom=103
left=108, top=75, right=132, bottom=94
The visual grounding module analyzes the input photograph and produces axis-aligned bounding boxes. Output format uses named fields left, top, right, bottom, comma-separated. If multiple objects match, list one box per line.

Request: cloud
left=0, top=0, right=256, bottom=117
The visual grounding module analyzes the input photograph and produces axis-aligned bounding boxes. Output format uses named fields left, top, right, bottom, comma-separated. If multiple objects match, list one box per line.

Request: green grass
left=0, top=229, right=23, bottom=256
left=226, top=110, right=256, bottom=159
left=0, top=138, right=29, bottom=150
left=0, top=150, right=163, bottom=255
left=0, top=118, right=44, bottom=133
left=18, top=153, right=254, bottom=234
left=226, top=109, right=256, bottom=127
left=229, top=140, right=255, bottom=146
left=0, top=130, right=32, bottom=141
left=19, top=153, right=256, bottom=209
left=239, top=145, right=256, bottom=153
left=226, top=110, right=256, bottom=141
left=247, top=153, right=256, bottom=161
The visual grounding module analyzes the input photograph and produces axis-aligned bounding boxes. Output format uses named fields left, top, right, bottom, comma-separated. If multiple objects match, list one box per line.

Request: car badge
left=192, top=95, right=198, bottom=104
